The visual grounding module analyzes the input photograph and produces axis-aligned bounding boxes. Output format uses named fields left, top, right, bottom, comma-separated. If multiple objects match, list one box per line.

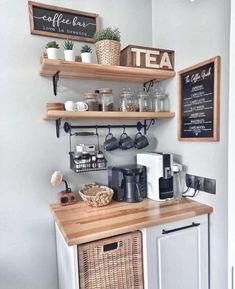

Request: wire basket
left=95, top=40, right=121, bottom=66
left=78, top=231, right=144, bottom=289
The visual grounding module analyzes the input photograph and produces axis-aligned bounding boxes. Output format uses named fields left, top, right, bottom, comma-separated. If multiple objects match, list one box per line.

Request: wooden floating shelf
left=40, top=57, right=175, bottom=83
left=44, top=110, right=176, bottom=121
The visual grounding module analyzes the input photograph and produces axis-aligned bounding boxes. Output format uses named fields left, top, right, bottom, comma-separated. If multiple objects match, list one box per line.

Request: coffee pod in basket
left=79, top=183, right=113, bottom=207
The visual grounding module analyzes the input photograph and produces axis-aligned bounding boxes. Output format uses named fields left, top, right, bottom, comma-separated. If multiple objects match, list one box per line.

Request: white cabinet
left=141, top=214, right=209, bottom=289
left=55, top=214, right=209, bottom=289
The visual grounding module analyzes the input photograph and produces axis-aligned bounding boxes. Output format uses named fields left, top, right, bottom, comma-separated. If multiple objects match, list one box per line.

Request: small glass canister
left=119, top=88, right=138, bottom=112
left=83, top=93, right=99, bottom=111
left=99, top=88, right=114, bottom=111
left=152, top=84, right=166, bottom=112
left=137, top=89, right=152, bottom=112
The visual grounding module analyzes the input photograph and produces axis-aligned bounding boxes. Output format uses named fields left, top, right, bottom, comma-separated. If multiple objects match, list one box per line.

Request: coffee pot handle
left=135, top=182, right=143, bottom=202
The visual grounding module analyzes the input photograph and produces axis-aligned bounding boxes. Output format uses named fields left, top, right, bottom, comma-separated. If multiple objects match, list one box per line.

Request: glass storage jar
left=152, top=84, right=165, bottom=112
left=119, top=88, right=138, bottom=112
left=138, top=89, right=152, bottom=112
left=99, top=88, right=114, bottom=111
left=83, top=93, right=99, bottom=111
left=163, top=94, right=170, bottom=112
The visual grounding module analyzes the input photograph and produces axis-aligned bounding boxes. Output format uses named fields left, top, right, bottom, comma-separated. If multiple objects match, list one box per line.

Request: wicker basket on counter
left=95, top=40, right=121, bottom=66
left=78, top=231, right=144, bottom=289
left=79, top=183, right=113, bottom=207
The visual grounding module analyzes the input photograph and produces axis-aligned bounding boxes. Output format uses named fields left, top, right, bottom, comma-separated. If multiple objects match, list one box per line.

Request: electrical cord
left=182, top=179, right=200, bottom=198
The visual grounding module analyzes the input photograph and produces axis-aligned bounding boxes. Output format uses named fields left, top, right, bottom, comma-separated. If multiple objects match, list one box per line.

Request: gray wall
left=152, top=0, right=230, bottom=288
left=0, top=1, right=152, bottom=289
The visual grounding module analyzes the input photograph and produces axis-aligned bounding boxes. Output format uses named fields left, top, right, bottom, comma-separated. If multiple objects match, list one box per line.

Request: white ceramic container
left=64, top=50, right=75, bottom=61
left=47, top=48, right=59, bottom=60
left=81, top=52, right=92, bottom=63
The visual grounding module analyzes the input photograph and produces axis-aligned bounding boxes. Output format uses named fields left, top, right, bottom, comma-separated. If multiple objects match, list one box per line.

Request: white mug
left=65, top=101, right=76, bottom=111
left=76, top=101, right=89, bottom=111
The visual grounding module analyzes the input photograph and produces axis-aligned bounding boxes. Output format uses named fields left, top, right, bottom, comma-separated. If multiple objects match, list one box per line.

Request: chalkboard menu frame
left=28, top=1, right=99, bottom=43
left=178, top=56, right=221, bottom=142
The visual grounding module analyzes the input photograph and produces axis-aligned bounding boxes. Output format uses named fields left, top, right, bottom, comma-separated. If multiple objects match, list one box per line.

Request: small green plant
left=94, top=27, right=121, bottom=43
left=45, top=41, right=60, bottom=49
left=62, top=39, right=74, bottom=50
left=81, top=45, right=92, bottom=53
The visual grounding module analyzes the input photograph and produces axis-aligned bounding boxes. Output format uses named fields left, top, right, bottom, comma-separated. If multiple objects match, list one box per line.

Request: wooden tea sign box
left=120, top=45, right=174, bottom=71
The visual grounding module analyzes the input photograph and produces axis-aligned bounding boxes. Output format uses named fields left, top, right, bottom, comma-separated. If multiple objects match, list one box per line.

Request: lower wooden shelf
left=44, top=110, right=175, bottom=120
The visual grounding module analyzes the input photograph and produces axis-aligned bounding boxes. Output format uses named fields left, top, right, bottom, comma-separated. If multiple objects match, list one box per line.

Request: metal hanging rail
left=63, top=120, right=155, bottom=136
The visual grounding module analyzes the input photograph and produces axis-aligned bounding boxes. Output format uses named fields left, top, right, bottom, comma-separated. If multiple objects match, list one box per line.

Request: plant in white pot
left=63, top=39, right=75, bottom=61
left=81, top=45, right=92, bottom=63
left=94, top=27, right=121, bottom=65
left=45, top=41, right=60, bottom=60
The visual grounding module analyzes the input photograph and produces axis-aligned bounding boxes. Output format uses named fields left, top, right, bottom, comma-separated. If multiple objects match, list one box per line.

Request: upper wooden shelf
left=40, top=57, right=175, bottom=83
left=44, top=110, right=175, bottom=120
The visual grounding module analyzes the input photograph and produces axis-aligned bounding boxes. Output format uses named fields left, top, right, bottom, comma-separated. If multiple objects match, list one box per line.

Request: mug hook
left=123, top=125, right=126, bottom=134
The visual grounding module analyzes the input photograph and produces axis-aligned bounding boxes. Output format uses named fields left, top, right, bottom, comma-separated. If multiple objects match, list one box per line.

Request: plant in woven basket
left=45, top=41, right=60, bottom=60
left=62, top=39, right=75, bottom=61
left=94, top=27, right=121, bottom=66
left=81, top=45, right=92, bottom=63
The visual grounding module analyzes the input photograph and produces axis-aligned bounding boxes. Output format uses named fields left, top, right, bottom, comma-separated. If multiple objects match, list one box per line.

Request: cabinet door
left=141, top=215, right=209, bottom=289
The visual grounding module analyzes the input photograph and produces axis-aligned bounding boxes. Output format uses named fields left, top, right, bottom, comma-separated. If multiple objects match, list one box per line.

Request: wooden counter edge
left=49, top=199, right=213, bottom=246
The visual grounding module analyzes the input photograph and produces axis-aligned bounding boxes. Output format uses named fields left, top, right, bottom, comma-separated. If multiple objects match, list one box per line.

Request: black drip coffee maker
left=108, top=165, right=147, bottom=203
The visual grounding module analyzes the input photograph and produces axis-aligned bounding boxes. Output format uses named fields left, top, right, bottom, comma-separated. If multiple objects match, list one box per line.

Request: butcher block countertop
left=49, top=198, right=213, bottom=246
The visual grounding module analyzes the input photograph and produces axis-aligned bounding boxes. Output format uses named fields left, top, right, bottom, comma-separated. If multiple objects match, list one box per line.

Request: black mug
left=135, top=132, right=149, bottom=149
left=119, top=133, right=135, bottom=150
left=104, top=133, right=119, bottom=151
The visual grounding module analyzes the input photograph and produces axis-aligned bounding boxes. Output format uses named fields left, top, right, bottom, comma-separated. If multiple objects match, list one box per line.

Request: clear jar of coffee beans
left=119, top=88, right=138, bottom=112
left=99, top=88, right=114, bottom=111
left=83, top=93, right=99, bottom=111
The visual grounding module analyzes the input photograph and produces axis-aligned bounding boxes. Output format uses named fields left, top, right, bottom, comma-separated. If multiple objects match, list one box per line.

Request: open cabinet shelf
left=40, top=56, right=175, bottom=83
left=44, top=110, right=176, bottom=120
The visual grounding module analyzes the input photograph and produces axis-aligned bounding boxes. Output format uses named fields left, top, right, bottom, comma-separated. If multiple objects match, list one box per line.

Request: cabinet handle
left=162, top=222, right=200, bottom=235
left=103, top=242, right=119, bottom=252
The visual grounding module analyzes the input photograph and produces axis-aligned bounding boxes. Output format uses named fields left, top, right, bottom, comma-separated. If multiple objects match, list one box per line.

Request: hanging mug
left=104, top=133, right=119, bottom=151
left=119, top=132, right=135, bottom=150
left=134, top=132, right=149, bottom=149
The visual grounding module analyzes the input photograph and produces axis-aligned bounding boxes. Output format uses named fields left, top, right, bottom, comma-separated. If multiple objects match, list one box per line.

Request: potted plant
left=94, top=27, right=121, bottom=65
left=45, top=41, right=60, bottom=60
left=81, top=45, right=92, bottom=63
left=63, top=39, right=75, bottom=61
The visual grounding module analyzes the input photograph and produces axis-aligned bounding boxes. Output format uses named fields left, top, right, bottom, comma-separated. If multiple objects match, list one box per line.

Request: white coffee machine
left=137, top=152, right=174, bottom=201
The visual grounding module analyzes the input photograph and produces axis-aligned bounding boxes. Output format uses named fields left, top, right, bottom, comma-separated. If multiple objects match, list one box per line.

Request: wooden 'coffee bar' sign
left=178, top=56, right=220, bottom=141
left=28, top=1, right=99, bottom=42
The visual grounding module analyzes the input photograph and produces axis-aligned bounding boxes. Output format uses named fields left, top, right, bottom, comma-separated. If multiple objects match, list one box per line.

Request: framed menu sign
left=28, top=1, right=99, bottom=43
left=178, top=56, right=220, bottom=141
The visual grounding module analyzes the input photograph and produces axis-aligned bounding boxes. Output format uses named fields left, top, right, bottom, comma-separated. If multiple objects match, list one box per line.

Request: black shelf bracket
left=143, top=79, right=155, bottom=92
left=52, top=71, right=60, bottom=96
left=56, top=118, right=61, bottom=138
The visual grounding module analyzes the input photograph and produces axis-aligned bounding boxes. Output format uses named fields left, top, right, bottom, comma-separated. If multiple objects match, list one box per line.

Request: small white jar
left=64, top=50, right=75, bottom=61
left=81, top=52, right=92, bottom=63
left=47, top=48, right=59, bottom=60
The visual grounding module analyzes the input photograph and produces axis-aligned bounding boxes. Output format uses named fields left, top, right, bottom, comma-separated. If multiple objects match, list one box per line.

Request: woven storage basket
left=79, top=184, right=113, bottom=207
left=95, top=40, right=121, bottom=66
left=78, top=231, right=144, bottom=289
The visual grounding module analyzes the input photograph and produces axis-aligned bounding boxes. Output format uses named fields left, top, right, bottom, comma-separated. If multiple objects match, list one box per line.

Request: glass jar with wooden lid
left=99, top=88, right=114, bottom=111
left=83, top=93, right=99, bottom=111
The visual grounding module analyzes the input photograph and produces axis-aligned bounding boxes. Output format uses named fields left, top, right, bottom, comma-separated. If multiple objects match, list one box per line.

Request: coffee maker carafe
left=108, top=165, right=147, bottom=203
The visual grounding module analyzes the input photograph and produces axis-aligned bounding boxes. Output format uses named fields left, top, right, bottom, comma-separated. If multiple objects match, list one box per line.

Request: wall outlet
left=185, top=174, right=216, bottom=194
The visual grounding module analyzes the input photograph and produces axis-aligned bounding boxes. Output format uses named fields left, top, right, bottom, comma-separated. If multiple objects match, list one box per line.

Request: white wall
left=152, top=1, right=230, bottom=289
left=228, top=0, right=235, bottom=288
left=0, top=1, right=152, bottom=289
